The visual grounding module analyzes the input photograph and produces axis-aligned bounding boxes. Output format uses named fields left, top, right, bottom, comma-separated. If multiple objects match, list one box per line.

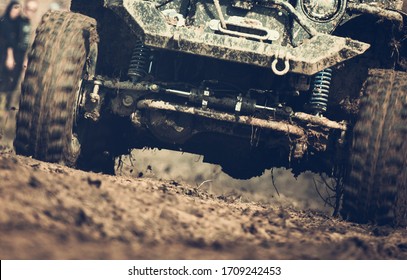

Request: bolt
left=122, top=95, right=134, bottom=107
left=149, top=84, right=159, bottom=92
left=278, top=11, right=283, bottom=16
left=284, top=106, right=293, bottom=114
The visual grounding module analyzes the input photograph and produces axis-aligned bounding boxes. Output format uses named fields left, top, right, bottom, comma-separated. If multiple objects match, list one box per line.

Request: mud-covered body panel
left=103, top=0, right=371, bottom=75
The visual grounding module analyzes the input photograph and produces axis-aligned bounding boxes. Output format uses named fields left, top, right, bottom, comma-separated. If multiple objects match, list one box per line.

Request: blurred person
left=0, top=1, right=22, bottom=110
left=19, top=0, right=38, bottom=56
left=0, top=0, right=37, bottom=110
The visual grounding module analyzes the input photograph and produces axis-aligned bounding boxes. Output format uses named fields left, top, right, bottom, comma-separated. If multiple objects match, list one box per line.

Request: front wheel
left=341, top=69, right=407, bottom=226
left=14, top=11, right=98, bottom=167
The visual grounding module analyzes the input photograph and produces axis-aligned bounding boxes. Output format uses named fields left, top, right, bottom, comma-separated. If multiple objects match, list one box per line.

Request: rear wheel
left=342, top=69, right=407, bottom=226
left=14, top=11, right=99, bottom=167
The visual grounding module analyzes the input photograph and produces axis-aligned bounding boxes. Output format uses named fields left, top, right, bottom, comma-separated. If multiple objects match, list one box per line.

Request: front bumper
left=106, top=0, right=370, bottom=75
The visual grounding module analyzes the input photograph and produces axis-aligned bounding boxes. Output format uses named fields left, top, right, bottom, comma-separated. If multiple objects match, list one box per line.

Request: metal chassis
left=81, top=78, right=347, bottom=158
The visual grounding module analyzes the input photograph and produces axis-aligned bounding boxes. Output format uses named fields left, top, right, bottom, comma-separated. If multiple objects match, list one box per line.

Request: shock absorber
left=309, top=68, right=332, bottom=115
left=128, top=39, right=151, bottom=82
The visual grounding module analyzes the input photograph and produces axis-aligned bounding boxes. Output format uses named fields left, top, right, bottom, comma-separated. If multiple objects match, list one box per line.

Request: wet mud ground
left=0, top=139, right=407, bottom=259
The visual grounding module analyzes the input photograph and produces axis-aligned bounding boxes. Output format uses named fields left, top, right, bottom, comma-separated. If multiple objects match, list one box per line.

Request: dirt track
left=1, top=146, right=407, bottom=259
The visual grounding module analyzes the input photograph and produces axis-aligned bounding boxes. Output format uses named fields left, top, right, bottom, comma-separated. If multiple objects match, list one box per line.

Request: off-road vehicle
left=14, top=0, right=407, bottom=225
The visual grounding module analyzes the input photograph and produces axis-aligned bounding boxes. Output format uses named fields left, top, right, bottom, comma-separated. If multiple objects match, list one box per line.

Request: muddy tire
left=14, top=11, right=97, bottom=167
left=342, top=69, right=407, bottom=226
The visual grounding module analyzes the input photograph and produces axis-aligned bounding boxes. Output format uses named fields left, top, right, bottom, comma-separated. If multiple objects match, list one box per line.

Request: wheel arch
left=71, top=0, right=138, bottom=79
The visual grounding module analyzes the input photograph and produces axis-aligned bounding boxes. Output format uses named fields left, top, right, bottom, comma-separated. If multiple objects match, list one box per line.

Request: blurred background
left=0, top=0, right=336, bottom=214
left=0, top=0, right=68, bottom=25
